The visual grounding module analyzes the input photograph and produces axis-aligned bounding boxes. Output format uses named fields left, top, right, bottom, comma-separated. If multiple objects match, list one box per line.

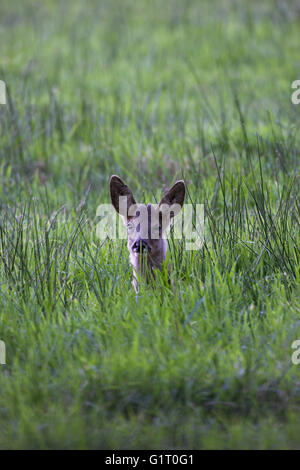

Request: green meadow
left=0, top=0, right=299, bottom=449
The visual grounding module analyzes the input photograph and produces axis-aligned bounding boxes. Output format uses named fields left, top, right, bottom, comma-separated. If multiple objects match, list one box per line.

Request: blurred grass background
left=0, top=0, right=299, bottom=449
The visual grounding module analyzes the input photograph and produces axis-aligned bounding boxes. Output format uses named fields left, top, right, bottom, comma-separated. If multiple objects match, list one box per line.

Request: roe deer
left=110, top=175, right=185, bottom=292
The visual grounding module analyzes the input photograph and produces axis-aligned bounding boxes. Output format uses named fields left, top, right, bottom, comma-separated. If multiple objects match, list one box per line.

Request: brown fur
left=110, top=175, right=185, bottom=292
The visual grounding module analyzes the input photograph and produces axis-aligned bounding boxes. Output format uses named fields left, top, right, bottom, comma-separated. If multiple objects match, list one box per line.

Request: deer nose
left=132, top=239, right=151, bottom=253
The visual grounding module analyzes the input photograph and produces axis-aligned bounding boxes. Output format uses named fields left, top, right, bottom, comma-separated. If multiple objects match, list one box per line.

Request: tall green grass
left=0, top=0, right=299, bottom=449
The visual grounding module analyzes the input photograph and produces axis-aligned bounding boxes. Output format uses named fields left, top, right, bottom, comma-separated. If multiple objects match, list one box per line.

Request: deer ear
left=110, top=175, right=136, bottom=221
left=159, top=180, right=185, bottom=217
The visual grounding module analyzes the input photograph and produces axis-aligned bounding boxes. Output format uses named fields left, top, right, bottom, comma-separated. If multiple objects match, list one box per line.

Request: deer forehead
left=128, top=203, right=160, bottom=226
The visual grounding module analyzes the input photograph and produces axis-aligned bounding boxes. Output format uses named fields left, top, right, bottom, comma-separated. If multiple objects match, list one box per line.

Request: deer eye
left=127, top=222, right=134, bottom=233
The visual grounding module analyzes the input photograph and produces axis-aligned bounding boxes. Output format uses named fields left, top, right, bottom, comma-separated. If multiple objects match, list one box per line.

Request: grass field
left=0, top=0, right=300, bottom=449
